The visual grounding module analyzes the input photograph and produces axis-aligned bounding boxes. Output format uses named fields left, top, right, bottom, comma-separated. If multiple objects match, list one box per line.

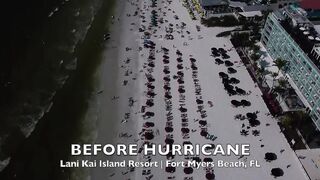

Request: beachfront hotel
left=261, top=5, right=320, bottom=130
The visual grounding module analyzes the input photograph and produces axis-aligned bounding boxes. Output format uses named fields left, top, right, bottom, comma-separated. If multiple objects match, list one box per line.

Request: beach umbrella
left=147, top=84, right=155, bottom=89
left=145, top=111, right=155, bottom=117
left=265, top=152, right=277, bottom=162
left=183, top=141, right=192, bottom=146
left=145, top=132, right=154, bottom=140
left=177, top=71, right=183, bottom=76
left=165, top=93, right=172, bottom=99
left=215, top=58, right=224, bottom=65
left=144, top=122, right=155, bottom=128
left=212, top=52, right=220, bottom=57
left=235, top=87, right=246, bottom=95
left=227, top=89, right=237, bottom=96
left=240, top=129, right=249, bottom=136
left=147, top=77, right=155, bottom=82
left=163, top=59, right=169, bottom=64
left=166, top=151, right=175, bottom=159
left=224, top=60, right=233, bottom=66
left=148, top=63, right=155, bottom=67
left=177, top=57, right=183, bottom=62
left=218, top=48, right=226, bottom=53
left=229, top=77, right=240, bottom=84
left=163, top=85, right=171, bottom=90
left=201, top=113, right=207, bottom=119
left=227, top=67, right=237, bottom=74
left=165, top=138, right=174, bottom=144
left=193, top=157, right=201, bottom=162
left=177, top=64, right=183, bottom=69
left=182, top=118, right=188, bottom=123
left=246, top=112, right=257, bottom=119
left=147, top=91, right=156, bottom=97
left=162, top=47, right=169, bottom=52
left=148, top=56, right=155, bottom=60
left=146, top=100, right=154, bottom=107
left=231, top=100, right=241, bottom=107
left=199, top=120, right=207, bottom=126
left=206, top=173, right=215, bottom=180
left=222, top=53, right=230, bottom=59
left=184, top=167, right=193, bottom=174
left=252, top=129, right=260, bottom=136
left=164, top=77, right=170, bottom=81
left=165, top=166, right=176, bottom=173
left=219, top=72, right=228, bottom=79
left=165, top=91, right=171, bottom=96
left=241, top=100, right=251, bottom=106
left=222, top=78, right=229, bottom=84
left=177, top=79, right=184, bottom=84
left=163, top=69, right=170, bottom=74
left=200, top=130, right=208, bottom=137
left=166, top=154, right=175, bottom=160
left=163, top=55, right=169, bottom=59
left=178, top=87, right=186, bottom=93
left=271, top=168, right=284, bottom=177
left=196, top=99, right=204, bottom=104
left=224, top=84, right=234, bottom=90
left=165, top=127, right=173, bottom=133
left=181, top=128, right=190, bottom=133
left=203, top=158, right=213, bottom=162
left=211, top=47, right=217, bottom=51
left=179, top=107, right=187, bottom=113
left=191, top=64, right=198, bottom=70
left=249, top=119, right=260, bottom=127
left=190, top=58, right=196, bottom=62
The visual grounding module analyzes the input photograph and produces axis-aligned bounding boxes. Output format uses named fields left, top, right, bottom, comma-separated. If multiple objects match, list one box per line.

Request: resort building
left=199, top=0, right=228, bottom=9
left=234, top=11, right=262, bottom=21
left=229, top=0, right=300, bottom=12
left=261, top=5, right=320, bottom=130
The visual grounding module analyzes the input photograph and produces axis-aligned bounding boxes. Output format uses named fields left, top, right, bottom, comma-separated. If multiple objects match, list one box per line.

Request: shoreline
left=91, top=0, right=142, bottom=179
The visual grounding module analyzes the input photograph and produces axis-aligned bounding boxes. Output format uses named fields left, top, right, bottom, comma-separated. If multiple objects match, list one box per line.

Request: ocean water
left=0, top=0, right=115, bottom=179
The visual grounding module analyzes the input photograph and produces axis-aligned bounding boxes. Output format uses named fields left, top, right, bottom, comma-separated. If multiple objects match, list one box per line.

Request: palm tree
left=293, top=111, right=309, bottom=128
left=282, top=115, right=293, bottom=129
left=274, top=58, right=287, bottom=74
left=273, top=79, right=287, bottom=102
left=250, top=53, right=261, bottom=62
left=257, top=67, right=270, bottom=83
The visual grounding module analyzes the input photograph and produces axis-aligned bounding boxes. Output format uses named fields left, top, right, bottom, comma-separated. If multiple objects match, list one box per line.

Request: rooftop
left=199, top=0, right=228, bottom=7
left=273, top=5, right=320, bottom=69
left=238, top=11, right=262, bottom=18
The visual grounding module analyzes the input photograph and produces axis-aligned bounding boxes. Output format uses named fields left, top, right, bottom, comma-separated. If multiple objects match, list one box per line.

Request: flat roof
left=199, top=0, right=228, bottom=6
left=238, top=11, right=262, bottom=17
left=296, top=148, right=320, bottom=180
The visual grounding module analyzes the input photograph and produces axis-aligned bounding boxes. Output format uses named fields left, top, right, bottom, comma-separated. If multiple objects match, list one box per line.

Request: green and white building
left=261, top=5, right=320, bottom=130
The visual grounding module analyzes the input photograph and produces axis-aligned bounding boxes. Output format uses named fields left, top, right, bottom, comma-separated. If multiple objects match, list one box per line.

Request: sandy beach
left=92, top=0, right=309, bottom=179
